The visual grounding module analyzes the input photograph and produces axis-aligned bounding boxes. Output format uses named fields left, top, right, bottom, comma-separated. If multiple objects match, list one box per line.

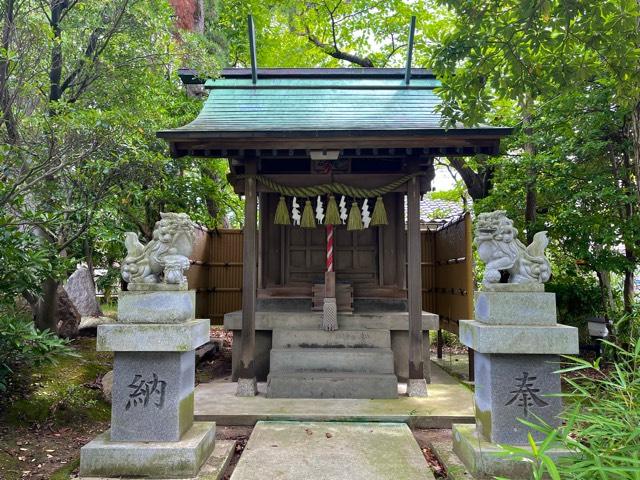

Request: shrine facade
left=158, top=67, right=510, bottom=398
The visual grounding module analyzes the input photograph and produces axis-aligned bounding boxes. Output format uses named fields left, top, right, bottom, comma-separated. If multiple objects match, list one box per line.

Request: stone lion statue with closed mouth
left=475, top=210, right=551, bottom=286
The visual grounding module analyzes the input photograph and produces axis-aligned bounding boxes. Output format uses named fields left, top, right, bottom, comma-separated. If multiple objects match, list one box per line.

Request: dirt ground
left=413, top=429, right=451, bottom=479
left=0, top=329, right=236, bottom=480
left=0, top=336, right=113, bottom=479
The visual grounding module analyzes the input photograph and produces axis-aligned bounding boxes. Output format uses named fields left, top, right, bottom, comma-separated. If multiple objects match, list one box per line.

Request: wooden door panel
left=286, top=226, right=379, bottom=285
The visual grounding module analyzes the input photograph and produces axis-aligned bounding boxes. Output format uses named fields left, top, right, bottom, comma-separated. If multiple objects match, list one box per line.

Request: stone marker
left=79, top=213, right=227, bottom=479
left=64, top=266, right=103, bottom=317
left=452, top=211, right=579, bottom=479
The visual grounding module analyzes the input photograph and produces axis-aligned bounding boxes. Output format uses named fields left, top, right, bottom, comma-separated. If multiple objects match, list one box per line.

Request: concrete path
left=230, top=421, right=435, bottom=480
left=195, top=362, right=474, bottom=428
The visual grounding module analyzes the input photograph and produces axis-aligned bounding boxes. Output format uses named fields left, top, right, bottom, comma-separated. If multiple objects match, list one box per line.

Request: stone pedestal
left=80, top=287, right=216, bottom=479
left=452, top=284, right=579, bottom=479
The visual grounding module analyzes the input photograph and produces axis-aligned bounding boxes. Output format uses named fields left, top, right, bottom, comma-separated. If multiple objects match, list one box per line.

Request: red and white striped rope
left=326, top=224, right=334, bottom=272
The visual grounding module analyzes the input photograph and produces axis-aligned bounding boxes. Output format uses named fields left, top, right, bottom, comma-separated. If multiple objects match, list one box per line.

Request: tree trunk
left=48, top=1, right=64, bottom=104
left=623, top=245, right=635, bottom=313
left=84, top=236, right=95, bottom=283
left=521, top=96, right=538, bottom=244
left=446, top=156, right=494, bottom=200
left=33, top=278, right=60, bottom=331
left=596, top=269, right=616, bottom=315
left=0, top=0, right=18, bottom=143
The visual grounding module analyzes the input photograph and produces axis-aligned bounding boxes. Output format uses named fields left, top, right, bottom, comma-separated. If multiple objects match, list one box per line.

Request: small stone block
left=459, top=321, right=579, bottom=355
left=474, top=353, right=562, bottom=444
left=97, top=319, right=210, bottom=352
left=475, top=291, right=557, bottom=326
left=407, top=378, right=428, bottom=397
left=118, top=290, right=195, bottom=323
left=452, top=424, right=572, bottom=480
left=111, top=351, right=195, bottom=442
left=79, top=422, right=216, bottom=479
left=236, top=377, right=258, bottom=397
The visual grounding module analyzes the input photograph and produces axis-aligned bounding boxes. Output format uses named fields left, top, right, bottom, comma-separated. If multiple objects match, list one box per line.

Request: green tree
left=217, top=0, right=449, bottom=68
left=0, top=0, right=227, bottom=331
left=431, top=0, right=640, bottom=311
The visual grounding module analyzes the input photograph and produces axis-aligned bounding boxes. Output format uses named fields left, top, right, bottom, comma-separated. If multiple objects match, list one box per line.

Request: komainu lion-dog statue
left=475, top=211, right=551, bottom=286
left=121, top=212, right=196, bottom=285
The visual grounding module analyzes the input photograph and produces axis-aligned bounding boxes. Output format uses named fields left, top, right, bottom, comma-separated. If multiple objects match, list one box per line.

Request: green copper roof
left=159, top=68, right=511, bottom=137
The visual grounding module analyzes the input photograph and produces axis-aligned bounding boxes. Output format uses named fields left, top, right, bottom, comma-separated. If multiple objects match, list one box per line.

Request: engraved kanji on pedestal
left=79, top=213, right=217, bottom=479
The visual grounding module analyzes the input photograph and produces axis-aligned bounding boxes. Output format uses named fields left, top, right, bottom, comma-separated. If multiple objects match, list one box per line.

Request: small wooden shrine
left=158, top=62, right=510, bottom=397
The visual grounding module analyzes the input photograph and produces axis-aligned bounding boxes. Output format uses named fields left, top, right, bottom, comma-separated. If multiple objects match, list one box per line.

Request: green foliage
left=0, top=306, right=74, bottom=394
left=2, top=337, right=111, bottom=426
left=431, top=0, right=640, bottom=314
left=0, top=224, right=66, bottom=303
left=0, top=0, right=242, bottom=326
left=545, top=266, right=606, bottom=338
left=218, top=0, right=450, bottom=68
left=610, top=305, right=640, bottom=353
left=497, top=342, right=640, bottom=479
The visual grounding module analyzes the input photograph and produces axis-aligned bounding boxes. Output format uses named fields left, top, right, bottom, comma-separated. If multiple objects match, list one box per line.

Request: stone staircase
left=266, top=328, right=398, bottom=399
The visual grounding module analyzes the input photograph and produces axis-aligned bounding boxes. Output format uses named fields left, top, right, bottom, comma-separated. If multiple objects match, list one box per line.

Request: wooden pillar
left=468, top=348, right=475, bottom=382
left=407, top=173, right=426, bottom=396
left=237, top=160, right=258, bottom=396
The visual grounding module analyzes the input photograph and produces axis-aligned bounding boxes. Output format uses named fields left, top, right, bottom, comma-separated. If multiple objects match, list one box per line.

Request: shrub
left=498, top=339, right=640, bottom=479
left=0, top=306, right=74, bottom=394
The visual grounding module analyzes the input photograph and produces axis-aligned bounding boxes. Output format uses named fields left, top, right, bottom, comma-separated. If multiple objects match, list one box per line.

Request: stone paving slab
left=195, top=363, right=474, bottom=428
left=230, top=421, right=435, bottom=480
left=80, top=439, right=235, bottom=480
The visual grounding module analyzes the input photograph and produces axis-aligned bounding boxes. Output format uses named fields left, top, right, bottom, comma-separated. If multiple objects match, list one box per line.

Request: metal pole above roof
left=248, top=15, right=258, bottom=84
left=404, top=16, right=416, bottom=85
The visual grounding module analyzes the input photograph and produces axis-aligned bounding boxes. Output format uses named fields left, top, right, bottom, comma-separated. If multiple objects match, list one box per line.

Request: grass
left=0, top=450, right=21, bottom=479
left=99, top=300, right=117, bottom=319
left=0, top=338, right=113, bottom=479
left=2, top=337, right=113, bottom=426
left=50, top=459, right=80, bottom=479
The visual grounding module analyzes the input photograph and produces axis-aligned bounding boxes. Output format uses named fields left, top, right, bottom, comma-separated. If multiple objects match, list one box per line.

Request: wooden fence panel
left=433, top=213, right=474, bottom=334
left=187, top=229, right=244, bottom=324
left=421, top=230, right=436, bottom=315
left=188, top=227, right=211, bottom=320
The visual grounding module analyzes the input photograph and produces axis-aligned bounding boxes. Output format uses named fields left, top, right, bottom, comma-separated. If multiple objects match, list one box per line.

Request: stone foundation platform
left=451, top=424, right=573, bottom=480
left=80, top=422, right=217, bottom=479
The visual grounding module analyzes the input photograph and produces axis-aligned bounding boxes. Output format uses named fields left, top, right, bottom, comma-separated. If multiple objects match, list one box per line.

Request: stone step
left=270, top=348, right=395, bottom=374
left=266, top=372, right=398, bottom=399
left=224, top=310, right=439, bottom=331
left=272, top=329, right=391, bottom=349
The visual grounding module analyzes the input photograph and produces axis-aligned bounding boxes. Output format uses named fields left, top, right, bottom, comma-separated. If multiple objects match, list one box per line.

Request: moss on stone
left=179, top=390, right=195, bottom=436
left=475, top=404, right=492, bottom=441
